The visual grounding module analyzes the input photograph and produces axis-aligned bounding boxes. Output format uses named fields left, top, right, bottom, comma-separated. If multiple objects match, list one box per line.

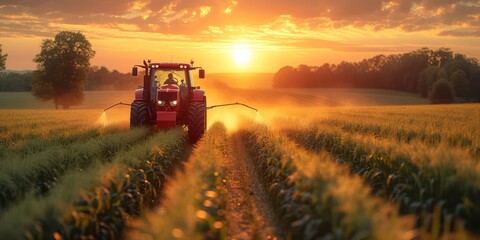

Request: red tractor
left=130, top=59, right=206, bottom=143
left=103, top=59, right=257, bottom=143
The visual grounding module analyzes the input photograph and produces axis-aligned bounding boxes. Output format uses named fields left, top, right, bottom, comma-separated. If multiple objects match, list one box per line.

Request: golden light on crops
left=196, top=210, right=208, bottom=219
left=231, top=44, right=252, bottom=66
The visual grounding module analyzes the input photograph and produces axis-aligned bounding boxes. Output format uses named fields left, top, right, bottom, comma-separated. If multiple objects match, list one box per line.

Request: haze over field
left=1, top=1, right=479, bottom=73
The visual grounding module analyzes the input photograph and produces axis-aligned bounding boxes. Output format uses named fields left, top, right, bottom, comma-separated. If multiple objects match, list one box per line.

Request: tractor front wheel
left=187, top=102, right=206, bottom=143
left=130, top=101, right=150, bottom=128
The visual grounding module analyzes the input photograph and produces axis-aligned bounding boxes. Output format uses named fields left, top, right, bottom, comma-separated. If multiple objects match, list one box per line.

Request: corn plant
left=0, top=127, right=150, bottom=211
left=282, top=104, right=480, bottom=234
left=57, top=128, right=187, bottom=239
left=128, top=122, right=227, bottom=240
left=0, top=128, right=187, bottom=239
left=241, top=123, right=414, bottom=240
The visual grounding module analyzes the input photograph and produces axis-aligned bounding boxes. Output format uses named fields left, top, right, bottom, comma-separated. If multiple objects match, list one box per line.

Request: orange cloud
left=1, top=0, right=479, bottom=37
left=0, top=0, right=479, bottom=72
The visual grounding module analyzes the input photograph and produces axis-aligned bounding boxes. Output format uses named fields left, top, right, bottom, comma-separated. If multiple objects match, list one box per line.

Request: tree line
left=0, top=67, right=139, bottom=92
left=86, top=66, right=141, bottom=90
left=0, top=71, right=32, bottom=91
left=3, top=35, right=480, bottom=108
left=273, top=48, right=480, bottom=103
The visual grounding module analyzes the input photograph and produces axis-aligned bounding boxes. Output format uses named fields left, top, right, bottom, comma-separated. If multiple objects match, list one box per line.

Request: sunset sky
left=0, top=0, right=479, bottom=73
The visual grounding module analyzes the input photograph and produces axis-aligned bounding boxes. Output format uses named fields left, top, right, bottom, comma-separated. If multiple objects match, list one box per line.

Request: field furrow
left=127, top=122, right=227, bottom=239
left=222, top=132, right=281, bottom=239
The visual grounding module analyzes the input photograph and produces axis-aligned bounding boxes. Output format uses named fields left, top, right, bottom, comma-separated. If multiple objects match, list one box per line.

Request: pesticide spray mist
left=255, top=111, right=264, bottom=122
left=96, top=111, right=108, bottom=126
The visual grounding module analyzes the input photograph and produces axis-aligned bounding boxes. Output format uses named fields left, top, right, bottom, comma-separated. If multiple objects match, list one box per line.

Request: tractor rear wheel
left=187, top=102, right=206, bottom=143
left=130, top=101, right=150, bottom=128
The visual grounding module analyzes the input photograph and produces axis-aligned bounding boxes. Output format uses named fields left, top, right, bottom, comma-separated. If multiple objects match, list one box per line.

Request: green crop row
left=57, top=128, right=187, bottom=239
left=0, top=110, right=103, bottom=146
left=0, top=127, right=151, bottom=212
left=128, top=122, right=227, bottom=240
left=286, top=105, right=480, bottom=158
left=284, top=120, right=480, bottom=233
left=0, top=128, right=187, bottom=239
left=316, top=118, right=478, bottom=156
left=0, top=125, right=127, bottom=159
left=240, top=123, right=414, bottom=240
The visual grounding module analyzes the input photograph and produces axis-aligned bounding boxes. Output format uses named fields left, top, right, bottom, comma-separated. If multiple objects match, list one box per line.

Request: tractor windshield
left=153, top=69, right=187, bottom=86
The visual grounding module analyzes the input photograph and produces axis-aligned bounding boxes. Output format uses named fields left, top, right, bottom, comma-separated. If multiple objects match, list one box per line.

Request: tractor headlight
left=170, top=100, right=178, bottom=107
left=157, top=100, right=165, bottom=106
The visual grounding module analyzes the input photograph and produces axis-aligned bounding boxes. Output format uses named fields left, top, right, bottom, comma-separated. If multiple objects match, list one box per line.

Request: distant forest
left=273, top=48, right=480, bottom=102
left=0, top=66, right=140, bottom=91
left=85, top=66, right=141, bottom=90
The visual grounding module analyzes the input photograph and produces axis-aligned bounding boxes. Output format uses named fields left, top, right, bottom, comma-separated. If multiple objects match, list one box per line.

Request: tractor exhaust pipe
left=207, top=102, right=258, bottom=112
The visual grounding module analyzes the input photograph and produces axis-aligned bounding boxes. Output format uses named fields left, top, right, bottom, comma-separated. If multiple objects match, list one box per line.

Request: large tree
left=0, top=44, right=7, bottom=71
left=31, top=31, right=95, bottom=109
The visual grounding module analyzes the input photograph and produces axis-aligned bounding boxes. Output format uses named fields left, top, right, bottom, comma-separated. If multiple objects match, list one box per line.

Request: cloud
left=439, top=28, right=480, bottom=37
left=0, top=0, right=479, bottom=39
left=2, top=0, right=133, bottom=15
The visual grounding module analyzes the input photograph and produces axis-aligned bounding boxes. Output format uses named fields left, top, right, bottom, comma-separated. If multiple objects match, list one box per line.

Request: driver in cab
left=164, top=73, right=177, bottom=85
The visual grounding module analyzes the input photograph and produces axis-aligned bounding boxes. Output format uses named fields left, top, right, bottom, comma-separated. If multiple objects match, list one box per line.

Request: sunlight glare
left=232, top=44, right=252, bottom=66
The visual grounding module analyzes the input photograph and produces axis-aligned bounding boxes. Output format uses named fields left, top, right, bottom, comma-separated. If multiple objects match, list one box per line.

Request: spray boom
left=104, top=102, right=131, bottom=111
left=207, top=102, right=258, bottom=112
left=104, top=101, right=257, bottom=113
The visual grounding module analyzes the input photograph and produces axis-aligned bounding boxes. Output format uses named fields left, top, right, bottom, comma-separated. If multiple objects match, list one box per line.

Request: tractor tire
left=130, top=101, right=150, bottom=128
left=187, top=102, right=206, bottom=144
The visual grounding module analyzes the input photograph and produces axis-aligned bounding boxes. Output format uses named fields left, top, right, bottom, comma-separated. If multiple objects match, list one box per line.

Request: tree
left=0, top=44, right=7, bottom=71
left=273, top=66, right=295, bottom=88
left=31, top=31, right=95, bottom=109
left=333, top=61, right=358, bottom=87
left=398, top=49, right=430, bottom=92
left=417, top=66, right=447, bottom=97
left=450, top=69, right=469, bottom=100
left=429, top=79, right=455, bottom=104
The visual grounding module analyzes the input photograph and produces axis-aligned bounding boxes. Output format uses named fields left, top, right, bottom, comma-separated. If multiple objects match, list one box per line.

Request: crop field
left=0, top=92, right=478, bottom=239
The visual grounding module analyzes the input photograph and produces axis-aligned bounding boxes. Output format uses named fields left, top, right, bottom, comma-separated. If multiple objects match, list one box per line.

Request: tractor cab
left=130, top=60, right=207, bottom=143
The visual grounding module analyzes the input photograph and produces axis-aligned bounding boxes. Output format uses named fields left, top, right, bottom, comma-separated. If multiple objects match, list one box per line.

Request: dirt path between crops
left=222, top=133, right=283, bottom=240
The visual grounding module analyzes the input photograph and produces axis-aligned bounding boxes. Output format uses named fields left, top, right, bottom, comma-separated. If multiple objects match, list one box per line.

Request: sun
left=231, top=44, right=252, bottom=66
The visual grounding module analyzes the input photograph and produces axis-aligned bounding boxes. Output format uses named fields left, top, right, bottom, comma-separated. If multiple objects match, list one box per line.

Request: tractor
left=130, top=59, right=206, bottom=143
left=103, top=59, right=258, bottom=144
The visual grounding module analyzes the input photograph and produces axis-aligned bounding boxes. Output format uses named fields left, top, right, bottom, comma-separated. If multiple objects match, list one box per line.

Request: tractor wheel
left=130, top=101, right=150, bottom=128
left=187, top=102, right=206, bottom=144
